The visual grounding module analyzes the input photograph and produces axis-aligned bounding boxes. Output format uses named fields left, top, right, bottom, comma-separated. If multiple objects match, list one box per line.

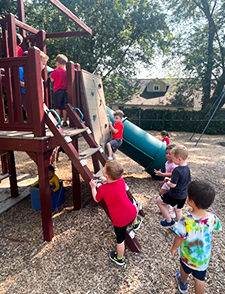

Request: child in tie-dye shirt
left=171, top=180, right=221, bottom=294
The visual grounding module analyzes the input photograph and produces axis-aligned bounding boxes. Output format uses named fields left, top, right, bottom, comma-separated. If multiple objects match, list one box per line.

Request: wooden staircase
left=44, top=103, right=144, bottom=252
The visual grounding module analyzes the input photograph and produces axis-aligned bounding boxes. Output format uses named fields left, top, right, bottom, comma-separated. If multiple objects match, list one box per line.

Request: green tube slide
left=107, top=107, right=166, bottom=179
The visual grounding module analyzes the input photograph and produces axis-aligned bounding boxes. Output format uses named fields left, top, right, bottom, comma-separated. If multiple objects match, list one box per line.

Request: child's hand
left=164, top=177, right=170, bottom=182
left=99, top=176, right=107, bottom=183
left=109, top=121, right=112, bottom=127
left=154, top=169, right=162, bottom=176
left=171, top=248, right=177, bottom=258
left=89, top=179, right=97, bottom=188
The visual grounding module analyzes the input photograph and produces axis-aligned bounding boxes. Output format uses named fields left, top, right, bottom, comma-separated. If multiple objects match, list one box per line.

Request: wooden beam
left=17, top=0, right=26, bottom=37
left=14, top=19, right=39, bottom=34
left=36, top=151, right=54, bottom=241
left=46, top=31, right=90, bottom=38
left=7, top=151, right=19, bottom=197
left=47, top=0, right=92, bottom=35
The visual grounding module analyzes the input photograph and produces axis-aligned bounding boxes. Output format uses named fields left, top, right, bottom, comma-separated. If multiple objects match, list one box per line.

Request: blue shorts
left=109, top=138, right=123, bottom=153
left=180, top=259, right=207, bottom=281
left=53, top=89, right=67, bottom=110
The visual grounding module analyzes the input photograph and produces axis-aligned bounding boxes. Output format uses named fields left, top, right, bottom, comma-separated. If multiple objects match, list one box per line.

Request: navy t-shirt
left=169, top=165, right=191, bottom=199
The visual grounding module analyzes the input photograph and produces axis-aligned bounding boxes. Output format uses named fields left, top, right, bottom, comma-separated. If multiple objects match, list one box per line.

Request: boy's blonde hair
left=171, top=145, right=188, bottom=160
left=105, top=160, right=124, bottom=181
left=40, top=50, right=49, bottom=64
left=113, top=109, right=124, bottom=118
left=56, top=54, right=68, bottom=65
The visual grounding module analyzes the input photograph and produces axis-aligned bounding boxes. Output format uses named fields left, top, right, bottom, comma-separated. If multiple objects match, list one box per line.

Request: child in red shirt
left=89, top=160, right=142, bottom=266
left=161, top=130, right=170, bottom=145
left=50, top=54, right=68, bottom=127
left=106, top=110, right=124, bottom=160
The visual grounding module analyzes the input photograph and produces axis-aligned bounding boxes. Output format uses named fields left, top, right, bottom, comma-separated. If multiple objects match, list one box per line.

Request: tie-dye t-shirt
left=173, top=212, right=221, bottom=271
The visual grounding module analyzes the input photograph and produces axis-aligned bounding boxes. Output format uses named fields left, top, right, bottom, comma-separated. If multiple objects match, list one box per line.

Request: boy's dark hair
left=161, top=130, right=170, bottom=138
left=16, top=33, right=23, bottom=45
left=105, top=160, right=124, bottom=181
left=113, top=109, right=124, bottom=118
left=48, top=164, right=55, bottom=174
left=166, top=144, right=176, bottom=151
left=56, top=54, right=68, bottom=65
left=187, top=180, right=215, bottom=209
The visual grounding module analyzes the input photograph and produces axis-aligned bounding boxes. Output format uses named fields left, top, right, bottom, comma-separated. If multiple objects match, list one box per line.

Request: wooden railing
left=0, top=47, right=46, bottom=136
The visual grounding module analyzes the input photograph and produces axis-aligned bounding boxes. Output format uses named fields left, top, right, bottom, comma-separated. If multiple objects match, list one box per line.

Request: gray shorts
left=109, top=139, right=123, bottom=153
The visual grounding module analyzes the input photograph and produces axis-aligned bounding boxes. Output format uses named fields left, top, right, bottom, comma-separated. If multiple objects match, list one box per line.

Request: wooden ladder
left=45, top=103, right=144, bottom=252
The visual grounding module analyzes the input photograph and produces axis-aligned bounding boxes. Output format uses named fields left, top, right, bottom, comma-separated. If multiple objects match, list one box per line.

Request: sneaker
left=160, top=219, right=175, bottom=227
left=132, top=215, right=142, bottom=231
left=108, top=157, right=113, bottom=160
left=109, top=250, right=125, bottom=266
left=170, top=210, right=176, bottom=219
left=62, top=121, right=68, bottom=127
left=176, top=271, right=188, bottom=294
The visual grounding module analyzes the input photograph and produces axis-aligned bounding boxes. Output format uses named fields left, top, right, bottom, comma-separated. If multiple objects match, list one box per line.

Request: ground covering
left=0, top=131, right=224, bottom=294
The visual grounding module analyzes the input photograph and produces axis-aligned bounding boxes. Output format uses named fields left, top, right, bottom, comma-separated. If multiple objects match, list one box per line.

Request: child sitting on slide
left=154, top=144, right=177, bottom=218
left=89, top=160, right=142, bottom=266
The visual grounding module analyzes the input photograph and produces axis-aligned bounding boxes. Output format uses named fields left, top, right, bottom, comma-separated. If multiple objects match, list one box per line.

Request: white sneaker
left=108, top=157, right=113, bottom=160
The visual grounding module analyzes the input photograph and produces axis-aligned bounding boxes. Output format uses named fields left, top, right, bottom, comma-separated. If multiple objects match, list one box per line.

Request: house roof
left=125, top=78, right=202, bottom=109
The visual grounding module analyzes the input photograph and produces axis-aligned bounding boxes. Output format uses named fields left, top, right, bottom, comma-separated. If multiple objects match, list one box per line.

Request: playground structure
left=0, top=0, right=166, bottom=251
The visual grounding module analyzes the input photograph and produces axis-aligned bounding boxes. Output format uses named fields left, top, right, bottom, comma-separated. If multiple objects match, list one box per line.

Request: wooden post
left=27, top=47, right=45, bottom=137
left=66, top=62, right=76, bottom=127
left=72, top=138, right=81, bottom=210
left=36, top=31, right=49, bottom=107
left=17, top=0, right=26, bottom=39
left=36, top=151, right=54, bottom=241
left=5, top=14, right=17, bottom=57
left=7, top=151, right=18, bottom=197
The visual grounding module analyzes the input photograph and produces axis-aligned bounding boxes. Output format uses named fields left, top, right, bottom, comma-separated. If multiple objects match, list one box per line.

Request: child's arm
left=109, top=121, right=119, bottom=134
left=50, top=77, right=54, bottom=82
left=89, top=179, right=99, bottom=202
left=171, top=235, right=183, bottom=258
left=164, top=177, right=176, bottom=188
left=154, top=169, right=172, bottom=177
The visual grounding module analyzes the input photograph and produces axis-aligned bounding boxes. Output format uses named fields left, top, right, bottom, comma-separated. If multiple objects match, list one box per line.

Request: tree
left=164, top=0, right=225, bottom=110
left=22, top=0, right=171, bottom=102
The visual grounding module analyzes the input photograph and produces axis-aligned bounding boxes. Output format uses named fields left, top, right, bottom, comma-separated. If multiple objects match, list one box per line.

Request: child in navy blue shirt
left=156, top=145, right=191, bottom=226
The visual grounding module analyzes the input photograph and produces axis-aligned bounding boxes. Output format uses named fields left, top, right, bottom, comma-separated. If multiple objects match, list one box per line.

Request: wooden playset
left=0, top=0, right=144, bottom=252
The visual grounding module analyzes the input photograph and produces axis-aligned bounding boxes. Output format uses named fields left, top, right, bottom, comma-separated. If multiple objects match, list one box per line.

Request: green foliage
left=22, top=0, right=170, bottom=101
left=163, top=0, right=225, bottom=110
left=122, top=108, right=225, bottom=134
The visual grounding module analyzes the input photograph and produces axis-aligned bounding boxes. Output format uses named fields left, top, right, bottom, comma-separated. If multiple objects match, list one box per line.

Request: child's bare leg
left=193, top=277, right=205, bottom=294
left=159, top=189, right=168, bottom=195
left=106, top=142, right=113, bottom=158
left=180, top=265, right=189, bottom=285
left=174, top=208, right=182, bottom=222
left=62, top=109, right=67, bottom=123
left=117, top=241, right=125, bottom=258
left=156, top=197, right=171, bottom=222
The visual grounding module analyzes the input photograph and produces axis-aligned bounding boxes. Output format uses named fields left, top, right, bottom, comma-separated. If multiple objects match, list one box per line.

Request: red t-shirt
left=162, top=137, right=170, bottom=145
left=50, top=68, right=67, bottom=92
left=113, top=121, right=124, bottom=140
left=17, top=45, right=24, bottom=57
left=96, top=178, right=137, bottom=227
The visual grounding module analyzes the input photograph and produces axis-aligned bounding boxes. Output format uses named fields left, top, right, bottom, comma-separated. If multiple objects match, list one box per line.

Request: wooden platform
left=0, top=127, right=88, bottom=140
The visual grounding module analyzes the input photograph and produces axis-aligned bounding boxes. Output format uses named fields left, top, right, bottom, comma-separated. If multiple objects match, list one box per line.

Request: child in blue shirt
left=171, top=180, right=221, bottom=294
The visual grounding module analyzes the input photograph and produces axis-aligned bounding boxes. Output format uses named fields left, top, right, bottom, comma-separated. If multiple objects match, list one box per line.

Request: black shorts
left=53, top=89, right=68, bottom=110
left=110, top=139, right=123, bottom=153
left=160, top=192, right=186, bottom=209
left=180, top=259, right=207, bottom=281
